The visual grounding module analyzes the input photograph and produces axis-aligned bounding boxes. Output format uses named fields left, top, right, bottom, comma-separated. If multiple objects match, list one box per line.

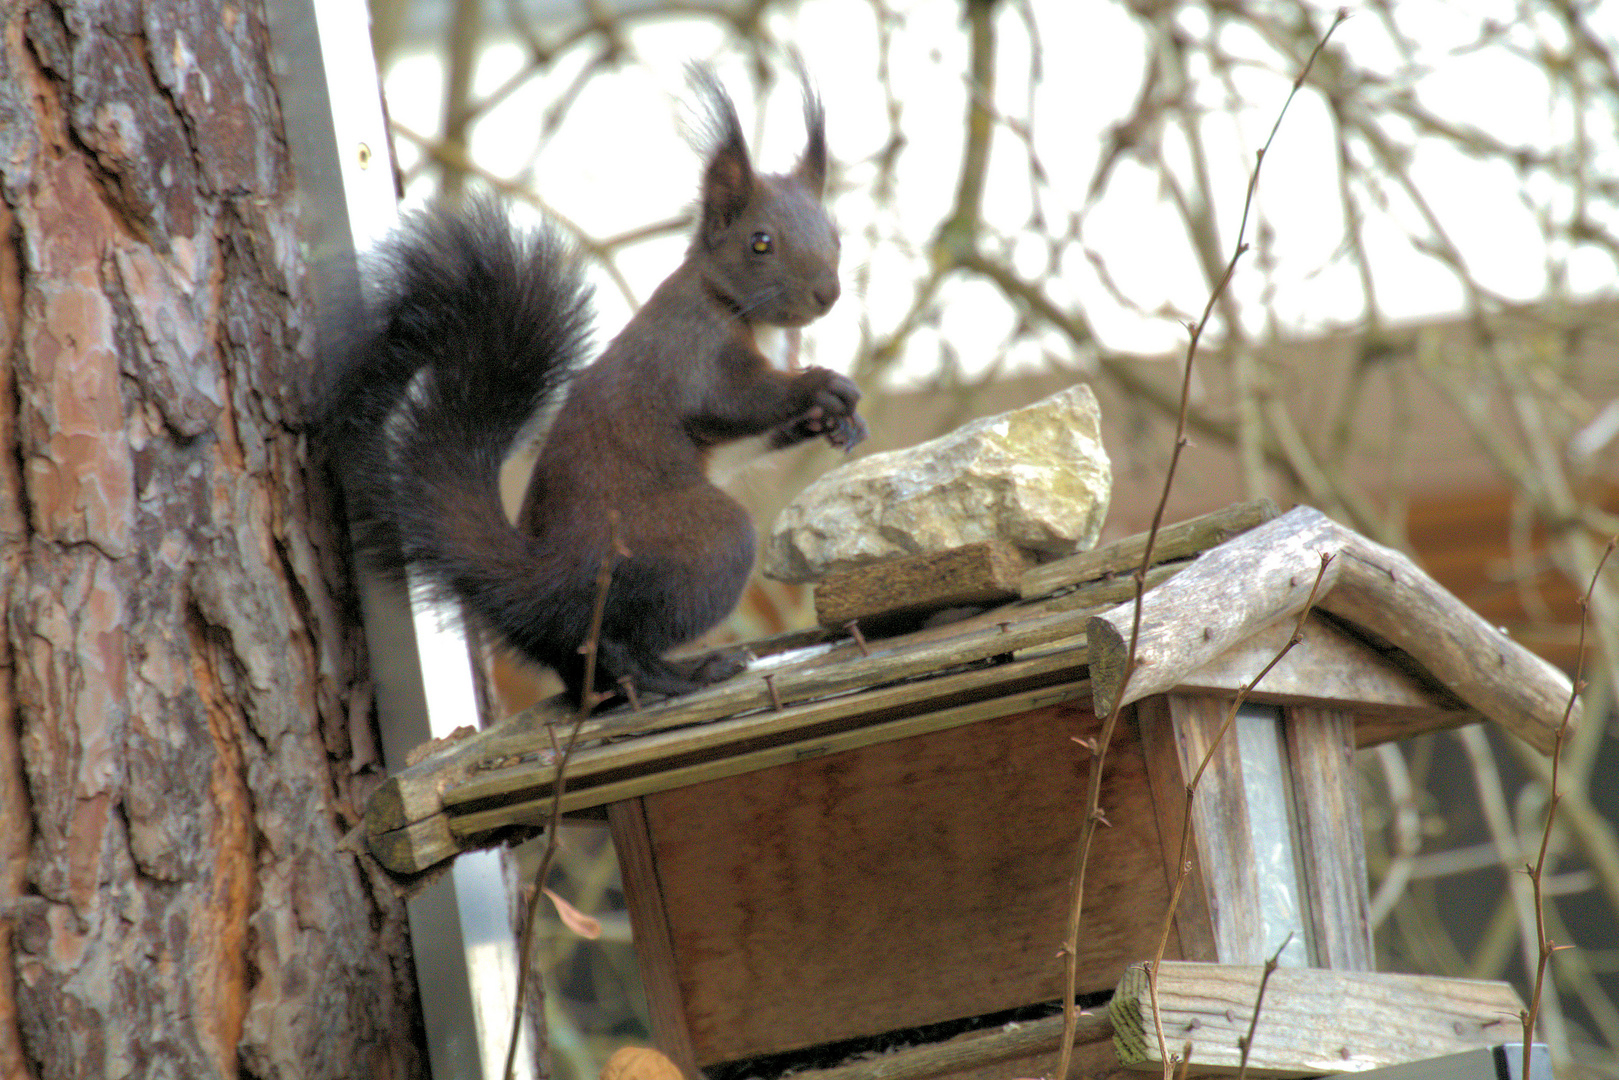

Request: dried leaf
left=544, top=886, right=602, bottom=939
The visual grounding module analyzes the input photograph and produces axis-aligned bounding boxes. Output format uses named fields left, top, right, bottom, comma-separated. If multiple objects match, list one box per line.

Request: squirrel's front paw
left=826, top=410, right=869, bottom=451
left=772, top=369, right=868, bottom=451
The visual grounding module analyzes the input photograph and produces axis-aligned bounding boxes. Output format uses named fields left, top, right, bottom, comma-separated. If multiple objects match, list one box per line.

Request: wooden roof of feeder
left=365, top=500, right=1580, bottom=876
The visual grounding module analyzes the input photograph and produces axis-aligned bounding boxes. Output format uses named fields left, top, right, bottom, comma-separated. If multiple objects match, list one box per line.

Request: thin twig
left=504, top=514, right=625, bottom=1080
left=1521, top=535, right=1616, bottom=1079
left=1052, top=13, right=1346, bottom=1078
left=1174, top=1041, right=1193, bottom=1080
left=1235, top=932, right=1295, bottom=1080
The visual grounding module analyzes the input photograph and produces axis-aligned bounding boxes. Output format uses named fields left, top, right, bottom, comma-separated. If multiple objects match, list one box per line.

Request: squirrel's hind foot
left=589, top=640, right=749, bottom=706
left=670, top=647, right=750, bottom=687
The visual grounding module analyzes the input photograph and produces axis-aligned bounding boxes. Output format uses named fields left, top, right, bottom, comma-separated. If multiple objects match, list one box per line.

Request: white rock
left=763, top=383, right=1112, bottom=582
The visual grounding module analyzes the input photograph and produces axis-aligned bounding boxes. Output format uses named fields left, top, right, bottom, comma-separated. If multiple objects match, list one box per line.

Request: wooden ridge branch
left=1317, top=531, right=1581, bottom=755
left=1085, top=505, right=1580, bottom=754
left=1086, top=506, right=1346, bottom=718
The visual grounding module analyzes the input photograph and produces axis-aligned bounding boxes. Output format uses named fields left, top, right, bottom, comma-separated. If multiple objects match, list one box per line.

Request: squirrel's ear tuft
left=688, top=64, right=754, bottom=242
left=791, top=59, right=828, bottom=199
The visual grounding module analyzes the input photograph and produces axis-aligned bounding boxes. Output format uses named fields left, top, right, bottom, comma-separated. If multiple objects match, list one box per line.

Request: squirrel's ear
left=689, top=65, right=754, bottom=241
left=792, top=67, right=828, bottom=199
left=702, top=132, right=754, bottom=236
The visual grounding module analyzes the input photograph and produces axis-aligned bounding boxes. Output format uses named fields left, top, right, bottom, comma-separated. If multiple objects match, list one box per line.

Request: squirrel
left=320, top=67, right=866, bottom=705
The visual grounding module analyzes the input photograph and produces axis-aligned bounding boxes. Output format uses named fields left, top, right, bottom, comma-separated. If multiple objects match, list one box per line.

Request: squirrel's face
left=702, top=172, right=841, bottom=328
left=691, top=71, right=841, bottom=329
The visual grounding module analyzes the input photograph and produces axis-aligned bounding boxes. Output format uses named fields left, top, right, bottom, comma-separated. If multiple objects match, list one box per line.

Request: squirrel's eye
left=750, top=232, right=773, bottom=255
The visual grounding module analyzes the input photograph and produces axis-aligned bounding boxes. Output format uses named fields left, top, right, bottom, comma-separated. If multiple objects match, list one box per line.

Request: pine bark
left=0, top=2, right=424, bottom=1077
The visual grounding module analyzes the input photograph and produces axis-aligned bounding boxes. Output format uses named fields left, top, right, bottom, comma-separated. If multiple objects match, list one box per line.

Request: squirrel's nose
left=813, top=276, right=841, bottom=313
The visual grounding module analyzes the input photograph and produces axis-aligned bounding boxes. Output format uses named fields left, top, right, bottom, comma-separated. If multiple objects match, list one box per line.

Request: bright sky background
left=380, top=0, right=1619, bottom=383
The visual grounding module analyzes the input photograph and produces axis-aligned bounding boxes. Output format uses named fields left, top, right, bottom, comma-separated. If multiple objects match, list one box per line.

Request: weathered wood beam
left=1086, top=506, right=1345, bottom=718
left=361, top=704, right=566, bottom=859
left=366, top=815, right=460, bottom=881
left=1319, top=532, right=1577, bottom=755
left=572, top=591, right=1098, bottom=744
left=1039, top=560, right=1186, bottom=616
left=1110, top=962, right=1524, bottom=1075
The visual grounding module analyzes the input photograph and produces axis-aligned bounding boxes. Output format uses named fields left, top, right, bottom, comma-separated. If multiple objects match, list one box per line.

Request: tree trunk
left=0, top=2, right=424, bottom=1077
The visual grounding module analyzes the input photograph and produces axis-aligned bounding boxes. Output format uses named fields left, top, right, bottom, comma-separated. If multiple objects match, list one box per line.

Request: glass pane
left=1234, top=703, right=1311, bottom=967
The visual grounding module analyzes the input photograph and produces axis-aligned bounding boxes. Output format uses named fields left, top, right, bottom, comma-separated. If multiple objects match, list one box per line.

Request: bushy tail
left=319, top=198, right=593, bottom=605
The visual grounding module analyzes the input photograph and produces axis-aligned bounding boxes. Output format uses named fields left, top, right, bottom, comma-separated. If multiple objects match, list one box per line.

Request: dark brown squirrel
left=320, top=67, right=865, bottom=705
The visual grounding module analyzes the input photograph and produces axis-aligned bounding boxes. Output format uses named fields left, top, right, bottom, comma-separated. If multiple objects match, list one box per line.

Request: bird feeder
left=365, top=501, right=1571, bottom=1078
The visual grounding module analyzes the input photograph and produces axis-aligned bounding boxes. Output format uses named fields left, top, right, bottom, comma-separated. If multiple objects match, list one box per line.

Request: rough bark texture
left=0, top=2, right=424, bottom=1077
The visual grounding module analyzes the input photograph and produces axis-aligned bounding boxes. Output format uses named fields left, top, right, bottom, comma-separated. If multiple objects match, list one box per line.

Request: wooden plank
left=1353, top=708, right=1479, bottom=750
left=777, top=1012, right=1114, bottom=1080
left=1086, top=507, right=1344, bottom=718
left=1320, top=533, right=1579, bottom=754
left=1163, top=696, right=1266, bottom=965
left=445, top=679, right=1091, bottom=836
left=364, top=706, right=565, bottom=845
left=1021, top=499, right=1279, bottom=599
left=607, top=799, right=701, bottom=1076
left=1284, top=708, right=1374, bottom=971
left=1010, top=565, right=1184, bottom=663
left=446, top=648, right=1091, bottom=814
left=1110, top=963, right=1525, bottom=1075
left=813, top=541, right=1034, bottom=627
left=936, top=1041, right=1120, bottom=1080
left=574, top=600, right=1094, bottom=743
left=1135, top=697, right=1219, bottom=965
left=1037, top=561, right=1185, bottom=616
left=372, top=652, right=1094, bottom=875
left=365, top=813, right=461, bottom=877
left=1172, top=614, right=1463, bottom=719
left=638, top=702, right=1176, bottom=1064
left=364, top=597, right=1105, bottom=865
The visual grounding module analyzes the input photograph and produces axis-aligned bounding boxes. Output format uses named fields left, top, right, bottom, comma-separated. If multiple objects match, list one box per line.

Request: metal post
left=263, top=2, right=535, bottom=1076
